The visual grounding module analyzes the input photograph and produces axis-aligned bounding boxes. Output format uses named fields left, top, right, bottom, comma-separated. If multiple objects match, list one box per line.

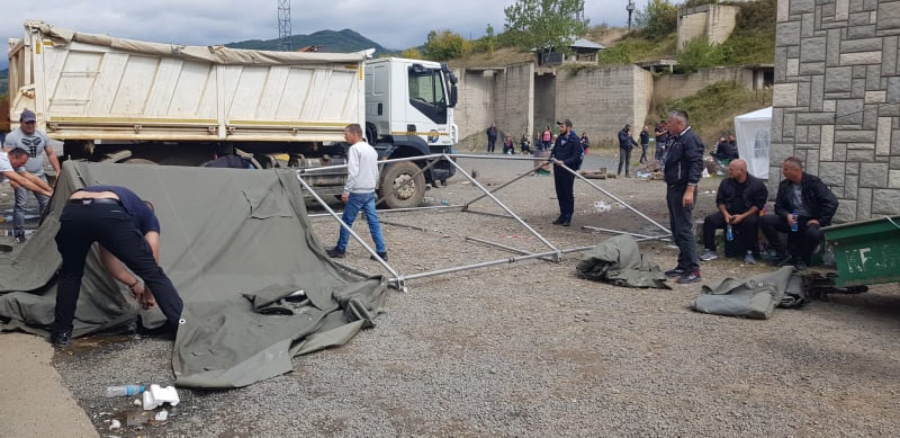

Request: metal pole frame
left=294, top=152, right=671, bottom=288
left=553, top=160, right=672, bottom=236
left=295, top=173, right=403, bottom=290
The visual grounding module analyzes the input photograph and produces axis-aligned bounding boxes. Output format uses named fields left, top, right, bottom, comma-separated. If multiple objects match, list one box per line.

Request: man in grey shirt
left=3, top=109, right=61, bottom=242
left=325, top=124, right=388, bottom=261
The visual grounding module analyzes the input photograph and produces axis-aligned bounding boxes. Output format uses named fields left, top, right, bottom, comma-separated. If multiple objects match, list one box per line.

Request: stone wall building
left=773, top=0, right=900, bottom=222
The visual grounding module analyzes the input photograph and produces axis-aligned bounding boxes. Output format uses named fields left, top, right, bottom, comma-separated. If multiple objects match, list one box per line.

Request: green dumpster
left=821, top=216, right=900, bottom=287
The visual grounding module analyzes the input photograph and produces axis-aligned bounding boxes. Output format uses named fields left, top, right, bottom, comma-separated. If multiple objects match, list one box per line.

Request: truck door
left=405, top=64, right=451, bottom=149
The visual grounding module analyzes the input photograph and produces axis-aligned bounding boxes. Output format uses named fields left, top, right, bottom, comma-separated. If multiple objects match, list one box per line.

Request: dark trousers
left=554, top=168, right=576, bottom=222
left=639, top=144, right=649, bottom=163
left=618, top=148, right=632, bottom=176
left=760, top=214, right=822, bottom=264
left=487, top=136, right=497, bottom=153
left=666, top=185, right=699, bottom=272
left=54, top=203, right=183, bottom=333
left=702, top=212, right=760, bottom=255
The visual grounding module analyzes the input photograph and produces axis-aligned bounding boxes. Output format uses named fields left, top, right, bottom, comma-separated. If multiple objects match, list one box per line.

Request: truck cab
left=364, top=58, right=458, bottom=207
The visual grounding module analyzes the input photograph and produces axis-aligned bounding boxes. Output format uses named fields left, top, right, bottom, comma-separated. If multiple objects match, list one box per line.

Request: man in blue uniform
left=51, top=185, right=184, bottom=348
left=550, top=119, right=584, bottom=227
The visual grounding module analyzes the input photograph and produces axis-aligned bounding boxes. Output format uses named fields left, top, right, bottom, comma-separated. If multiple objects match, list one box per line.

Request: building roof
left=571, top=38, right=605, bottom=50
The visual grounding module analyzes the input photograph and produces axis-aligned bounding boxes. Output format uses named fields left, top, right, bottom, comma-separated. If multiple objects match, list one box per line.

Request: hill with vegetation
left=225, top=29, right=391, bottom=55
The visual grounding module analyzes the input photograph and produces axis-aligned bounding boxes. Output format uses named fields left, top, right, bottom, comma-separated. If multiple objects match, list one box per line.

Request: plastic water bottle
left=726, top=224, right=734, bottom=241
left=106, top=385, right=145, bottom=397
left=791, top=211, right=799, bottom=232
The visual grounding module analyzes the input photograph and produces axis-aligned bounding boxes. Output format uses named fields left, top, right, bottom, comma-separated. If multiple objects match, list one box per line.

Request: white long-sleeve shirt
left=344, top=141, right=379, bottom=194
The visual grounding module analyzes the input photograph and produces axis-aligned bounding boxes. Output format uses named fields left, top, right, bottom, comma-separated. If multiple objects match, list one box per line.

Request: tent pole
left=297, top=153, right=444, bottom=174
left=554, top=161, right=672, bottom=235
left=581, top=226, right=672, bottom=242
left=464, top=236, right=555, bottom=262
left=444, top=154, right=561, bottom=260
left=307, top=204, right=462, bottom=219
left=462, top=165, right=540, bottom=210
left=295, top=173, right=403, bottom=288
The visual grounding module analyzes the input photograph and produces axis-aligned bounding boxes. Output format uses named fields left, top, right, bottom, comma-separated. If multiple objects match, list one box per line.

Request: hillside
left=226, top=29, right=390, bottom=55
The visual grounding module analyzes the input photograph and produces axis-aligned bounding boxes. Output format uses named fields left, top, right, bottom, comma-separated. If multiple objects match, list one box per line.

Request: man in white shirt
left=325, top=124, right=388, bottom=261
left=3, top=109, right=61, bottom=242
left=0, top=148, right=53, bottom=200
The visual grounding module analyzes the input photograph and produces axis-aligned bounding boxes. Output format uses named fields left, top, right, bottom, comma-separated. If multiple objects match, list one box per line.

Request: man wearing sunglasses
left=3, top=109, right=61, bottom=243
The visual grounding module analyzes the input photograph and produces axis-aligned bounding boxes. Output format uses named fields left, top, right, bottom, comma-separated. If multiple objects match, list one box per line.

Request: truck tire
left=378, top=161, right=425, bottom=209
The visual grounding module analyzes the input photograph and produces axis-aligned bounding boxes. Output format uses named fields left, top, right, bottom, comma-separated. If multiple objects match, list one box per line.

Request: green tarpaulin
left=0, top=161, right=387, bottom=388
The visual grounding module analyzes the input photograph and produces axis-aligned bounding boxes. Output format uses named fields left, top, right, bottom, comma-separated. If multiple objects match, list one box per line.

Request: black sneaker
left=664, top=268, right=685, bottom=278
left=50, top=330, right=72, bottom=349
left=561, top=221, right=571, bottom=227
left=14, top=234, right=26, bottom=244
left=370, top=252, right=388, bottom=261
left=325, top=247, right=345, bottom=258
left=552, top=218, right=563, bottom=225
left=676, top=270, right=702, bottom=284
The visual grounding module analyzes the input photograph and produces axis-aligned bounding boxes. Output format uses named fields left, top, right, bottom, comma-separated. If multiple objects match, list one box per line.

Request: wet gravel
left=5, top=151, right=900, bottom=437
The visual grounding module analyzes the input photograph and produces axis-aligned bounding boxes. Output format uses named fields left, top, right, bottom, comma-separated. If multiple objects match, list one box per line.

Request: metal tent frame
left=296, top=153, right=672, bottom=291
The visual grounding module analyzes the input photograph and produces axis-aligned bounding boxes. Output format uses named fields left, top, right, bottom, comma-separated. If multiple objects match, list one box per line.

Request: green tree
left=485, top=24, right=496, bottom=56
left=422, top=30, right=472, bottom=61
left=503, top=0, right=589, bottom=54
left=676, top=37, right=725, bottom=73
left=634, top=0, right=678, bottom=40
left=401, top=47, right=424, bottom=59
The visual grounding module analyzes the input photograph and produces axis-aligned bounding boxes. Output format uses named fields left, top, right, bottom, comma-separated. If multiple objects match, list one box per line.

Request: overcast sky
left=1, top=0, right=635, bottom=68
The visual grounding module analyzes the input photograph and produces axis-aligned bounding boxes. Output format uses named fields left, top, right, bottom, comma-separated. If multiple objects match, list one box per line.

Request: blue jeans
left=336, top=192, right=386, bottom=254
left=14, top=172, right=50, bottom=235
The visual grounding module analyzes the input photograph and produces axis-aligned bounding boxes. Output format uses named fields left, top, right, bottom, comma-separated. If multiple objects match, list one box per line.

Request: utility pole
left=626, top=0, right=636, bottom=29
left=278, top=0, right=292, bottom=51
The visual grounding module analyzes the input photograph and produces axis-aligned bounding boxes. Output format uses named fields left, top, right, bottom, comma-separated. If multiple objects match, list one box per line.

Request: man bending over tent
left=51, top=185, right=184, bottom=348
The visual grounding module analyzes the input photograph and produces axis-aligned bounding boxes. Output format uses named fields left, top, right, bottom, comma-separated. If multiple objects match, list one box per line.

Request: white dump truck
left=5, top=20, right=459, bottom=208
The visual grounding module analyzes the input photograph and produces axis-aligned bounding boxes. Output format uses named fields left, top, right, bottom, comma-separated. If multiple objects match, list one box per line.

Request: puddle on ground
left=66, top=332, right=141, bottom=354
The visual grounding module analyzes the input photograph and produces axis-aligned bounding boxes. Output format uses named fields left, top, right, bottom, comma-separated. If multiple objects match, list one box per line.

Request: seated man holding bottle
left=760, top=157, right=838, bottom=270
left=700, top=159, right=768, bottom=264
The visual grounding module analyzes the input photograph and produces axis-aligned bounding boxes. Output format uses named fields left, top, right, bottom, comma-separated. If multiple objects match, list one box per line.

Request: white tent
left=734, top=107, right=772, bottom=179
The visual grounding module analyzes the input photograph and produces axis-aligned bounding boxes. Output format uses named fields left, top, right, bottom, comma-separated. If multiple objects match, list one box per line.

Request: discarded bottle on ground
left=107, top=385, right=145, bottom=397
left=791, top=211, right=799, bottom=232
left=726, top=224, right=734, bottom=241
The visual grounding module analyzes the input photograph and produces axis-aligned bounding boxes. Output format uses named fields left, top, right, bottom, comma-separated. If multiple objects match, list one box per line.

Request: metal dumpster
left=821, top=216, right=900, bottom=287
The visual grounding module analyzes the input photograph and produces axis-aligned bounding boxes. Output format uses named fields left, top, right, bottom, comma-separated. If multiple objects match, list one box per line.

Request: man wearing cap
left=3, top=109, right=61, bottom=243
left=549, top=119, right=583, bottom=227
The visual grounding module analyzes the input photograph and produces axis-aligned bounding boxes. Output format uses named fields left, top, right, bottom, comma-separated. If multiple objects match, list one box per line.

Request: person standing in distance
left=52, top=186, right=184, bottom=348
left=486, top=123, right=498, bottom=154
left=326, top=124, right=388, bottom=261
left=3, top=109, right=62, bottom=243
left=663, top=110, right=705, bottom=284
left=550, top=119, right=584, bottom=227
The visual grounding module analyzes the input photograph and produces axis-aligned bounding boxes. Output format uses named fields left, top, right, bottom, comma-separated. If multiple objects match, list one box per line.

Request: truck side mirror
left=449, top=84, right=458, bottom=108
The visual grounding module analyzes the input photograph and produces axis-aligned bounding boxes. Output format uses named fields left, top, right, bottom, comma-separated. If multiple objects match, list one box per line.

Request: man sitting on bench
left=700, top=159, right=768, bottom=264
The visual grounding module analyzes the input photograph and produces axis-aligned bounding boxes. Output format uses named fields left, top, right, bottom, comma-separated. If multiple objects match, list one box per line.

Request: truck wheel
left=379, top=161, right=426, bottom=209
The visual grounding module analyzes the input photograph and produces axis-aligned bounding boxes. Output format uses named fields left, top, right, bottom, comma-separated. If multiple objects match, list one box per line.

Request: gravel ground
left=5, top=151, right=900, bottom=437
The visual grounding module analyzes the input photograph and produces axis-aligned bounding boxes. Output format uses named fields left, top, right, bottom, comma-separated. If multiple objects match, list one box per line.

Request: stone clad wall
left=774, top=0, right=900, bottom=222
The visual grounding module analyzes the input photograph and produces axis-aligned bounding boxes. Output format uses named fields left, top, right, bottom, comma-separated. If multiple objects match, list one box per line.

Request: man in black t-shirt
left=699, top=160, right=768, bottom=264
left=51, top=185, right=184, bottom=348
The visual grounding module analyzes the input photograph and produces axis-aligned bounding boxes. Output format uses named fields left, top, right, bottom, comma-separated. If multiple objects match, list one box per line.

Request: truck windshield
left=408, top=66, right=447, bottom=124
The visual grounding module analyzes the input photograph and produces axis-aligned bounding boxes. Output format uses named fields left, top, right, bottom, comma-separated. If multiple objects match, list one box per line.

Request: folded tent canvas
left=0, top=161, right=387, bottom=388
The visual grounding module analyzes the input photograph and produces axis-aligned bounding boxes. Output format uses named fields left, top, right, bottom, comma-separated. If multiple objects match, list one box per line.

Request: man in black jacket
left=761, top=157, right=838, bottom=270
left=617, top=125, right=639, bottom=177
left=699, top=159, right=768, bottom=264
left=711, top=135, right=739, bottom=163
left=550, top=118, right=584, bottom=226
left=663, top=110, right=705, bottom=284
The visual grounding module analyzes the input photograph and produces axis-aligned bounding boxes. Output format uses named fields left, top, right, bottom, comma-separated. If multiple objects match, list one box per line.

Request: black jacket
left=774, top=173, right=839, bottom=226
left=716, top=174, right=768, bottom=214
left=640, top=131, right=650, bottom=146
left=551, top=130, right=584, bottom=171
left=663, top=127, right=704, bottom=187
left=712, top=141, right=739, bottom=161
left=618, top=129, right=638, bottom=151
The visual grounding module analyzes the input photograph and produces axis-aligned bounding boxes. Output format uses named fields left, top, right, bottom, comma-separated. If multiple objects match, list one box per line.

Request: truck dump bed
left=7, top=20, right=367, bottom=143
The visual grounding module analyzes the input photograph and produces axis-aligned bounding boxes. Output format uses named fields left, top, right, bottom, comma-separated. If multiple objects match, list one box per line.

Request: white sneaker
left=744, top=251, right=756, bottom=264
left=700, top=249, right=718, bottom=261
